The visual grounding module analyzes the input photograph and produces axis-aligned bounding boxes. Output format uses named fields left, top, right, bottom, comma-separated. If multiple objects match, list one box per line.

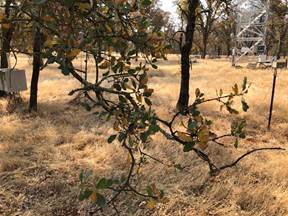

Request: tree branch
left=219, top=147, right=286, bottom=171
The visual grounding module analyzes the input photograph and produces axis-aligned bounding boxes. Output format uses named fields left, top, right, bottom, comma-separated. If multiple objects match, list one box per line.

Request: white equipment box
left=0, top=68, right=27, bottom=92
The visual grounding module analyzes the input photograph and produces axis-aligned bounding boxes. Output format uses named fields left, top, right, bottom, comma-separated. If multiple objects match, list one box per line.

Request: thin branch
left=140, top=149, right=169, bottom=167
left=219, top=147, right=286, bottom=171
left=128, top=185, right=157, bottom=199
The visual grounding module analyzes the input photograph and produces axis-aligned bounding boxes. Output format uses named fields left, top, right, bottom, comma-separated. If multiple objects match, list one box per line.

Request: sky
left=159, top=0, right=179, bottom=24
left=159, top=0, right=176, bottom=14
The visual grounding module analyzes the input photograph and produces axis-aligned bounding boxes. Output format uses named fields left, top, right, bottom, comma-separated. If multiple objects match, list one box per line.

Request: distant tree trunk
left=1, top=0, right=13, bottom=68
left=217, top=46, right=221, bottom=57
left=276, top=24, right=288, bottom=59
left=201, top=32, right=208, bottom=59
left=29, top=25, right=42, bottom=112
left=176, top=0, right=199, bottom=111
left=94, top=54, right=100, bottom=84
left=0, top=0, right=13, bottom=97
left=226, top=40, right=231, bottom=57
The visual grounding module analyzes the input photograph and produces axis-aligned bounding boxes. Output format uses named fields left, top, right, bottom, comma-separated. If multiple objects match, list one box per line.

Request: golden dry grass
left=0, top=55, right=288, bottom=215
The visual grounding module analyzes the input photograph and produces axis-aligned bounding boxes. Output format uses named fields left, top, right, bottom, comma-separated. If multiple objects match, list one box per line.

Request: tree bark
left=217, top=46, right=221, bottom=57
left=29, top=25, right=42, bottom=112
left=176, top=0, right=199, bottom=111
left=226, top=38, right=231, bottom=57
left=201, top=32, right=208, bottom=59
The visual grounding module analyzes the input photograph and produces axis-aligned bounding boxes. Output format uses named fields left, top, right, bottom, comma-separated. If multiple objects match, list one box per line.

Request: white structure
left=232, top=0, right=270, bottom=65
left=0, top=69, right=27, bottom=92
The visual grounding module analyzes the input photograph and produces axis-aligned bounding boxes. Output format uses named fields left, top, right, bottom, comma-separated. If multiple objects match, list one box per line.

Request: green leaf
left=103, top=71, right=109, bottom=76
left=148, top=124, right=160, bottom=134
left=113, top=83, right=122, bottom=91
left=143, top=88, right=154, bottom=97
left=83, top=103, right=91, bottom=111
left=59, top=65, right=71, bottom=76
left=183, top=142, right=195, bottom=152
left=205, top=120, right=213, bottom=126
left=146, top=185, right=153, bottom=197
left=227, top=106, right=239, bottom=115
left=118, top=132, right=126, bottom=142
left=96, top=178, right=113, bottom=189
left=159, top=190, right=165, bottom=199
left=33, top=0, right=47, bottom=4
left=128, top=69, right=136, bottom=74
left=140, top=132, right=149, bottom=142
left=79, top=171, right=84, bottom=183
left=188, top=119, right=197, bottom=131
left=96, top=193, right=106, bottom=207
left=79, top=189, right=93, bottom=201
left=231, top=120, right=246, bottom=139
left=241, top=99, right=249, bottom=112
left=174, top=164, right=184, bottom=171
left=119, top=95, right=127, bottom=103
left=127, top=50, right=137, bottom=56
left=142, top=0, right=152, bottom=6
left=144, top=98, right=152, bottom=106
left=108, top=135, right=117, bottom=143
left=190, top=107, right=200, bottom=116
left=242, top=77, right=248, bottom=91
left=151, top=64, right=158, bottom=69
left=195, top=88, right=200, bottom=97
left=63, top=0, right=75, bottom=7
left=143, top=91, right=152, bottom=97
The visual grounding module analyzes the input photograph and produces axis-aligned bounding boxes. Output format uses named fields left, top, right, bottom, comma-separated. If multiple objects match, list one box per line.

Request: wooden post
left=268, top=64, right=278, bottom=130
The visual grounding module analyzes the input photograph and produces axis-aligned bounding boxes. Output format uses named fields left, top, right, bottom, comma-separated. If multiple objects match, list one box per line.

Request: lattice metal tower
left=232, top=0, right=270, bottom=66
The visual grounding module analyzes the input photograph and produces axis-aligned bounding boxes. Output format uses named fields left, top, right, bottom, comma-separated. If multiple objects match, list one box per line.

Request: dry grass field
left=0, top=55, right=288, bottom=216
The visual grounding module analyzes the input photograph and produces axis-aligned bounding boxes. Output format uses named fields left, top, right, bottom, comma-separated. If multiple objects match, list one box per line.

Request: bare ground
left=0, top=55, right=288, bottom=216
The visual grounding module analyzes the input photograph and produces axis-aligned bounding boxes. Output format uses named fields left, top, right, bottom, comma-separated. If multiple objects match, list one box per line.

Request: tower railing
left=232, top=0, right=270, bottom=66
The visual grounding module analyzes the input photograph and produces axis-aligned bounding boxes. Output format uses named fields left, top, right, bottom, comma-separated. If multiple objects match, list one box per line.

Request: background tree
left=214, top=10, right=236, bottom=56
left=0, top=0, right=14, bottom=68
left=196, top=0, right=230, bottom=58
left=175, top=0, right=231, bottom=110
left=29, top=22, right=44, bottom=112
left=176, top=0, right=200, bottom=111
left=0, top=0, right=14, bottom=97
left=269, top=0, right=288, bottom=58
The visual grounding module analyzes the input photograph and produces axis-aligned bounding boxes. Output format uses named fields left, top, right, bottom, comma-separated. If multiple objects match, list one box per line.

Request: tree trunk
left=217, top=46, right=221, bottom=57
left=226, top=40, right=231, bottom=57
left=201, top=31, right=208, bottom=59
left=94, top=54, right=99, bottom=83
left=176, top=0, right=199, bottom=111
left=276, top=24, right=288, bottom=59
left=29, top=25, right=42, bottom=112
left=0, top=0, right=13, bottom=97
left=1, top=0, right=13, bottom=68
